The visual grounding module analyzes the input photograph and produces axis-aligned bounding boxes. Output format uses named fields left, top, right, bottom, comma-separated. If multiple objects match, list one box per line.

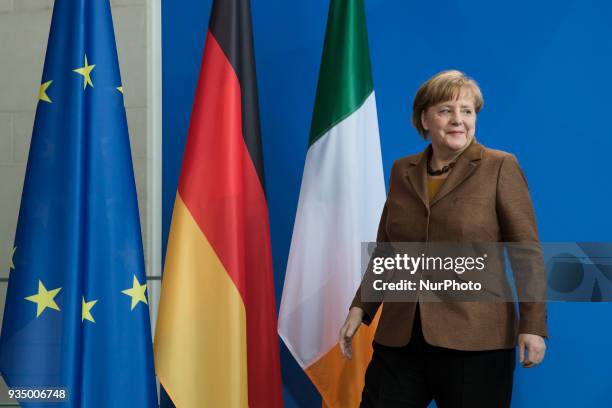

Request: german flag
left=154, top=0, right=283, bottom=406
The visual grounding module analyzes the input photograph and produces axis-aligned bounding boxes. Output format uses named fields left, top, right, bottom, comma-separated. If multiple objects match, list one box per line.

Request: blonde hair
left=412, top=70, right=484, bottom=139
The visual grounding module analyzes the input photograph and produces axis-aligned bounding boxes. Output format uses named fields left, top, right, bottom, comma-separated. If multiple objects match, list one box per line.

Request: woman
left=339, top=70, right=547, bottom=407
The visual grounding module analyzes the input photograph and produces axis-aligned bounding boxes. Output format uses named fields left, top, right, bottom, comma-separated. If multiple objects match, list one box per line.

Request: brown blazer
left=351, top=141, right=548, bottom=350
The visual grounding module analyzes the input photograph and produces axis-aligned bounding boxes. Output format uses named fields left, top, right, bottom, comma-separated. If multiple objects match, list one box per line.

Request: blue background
left=162, top=0, right=612, bottom=406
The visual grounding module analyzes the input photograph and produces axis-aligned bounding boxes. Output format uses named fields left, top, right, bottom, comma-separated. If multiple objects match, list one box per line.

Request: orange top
left=427, top=177, right=446, bottom=203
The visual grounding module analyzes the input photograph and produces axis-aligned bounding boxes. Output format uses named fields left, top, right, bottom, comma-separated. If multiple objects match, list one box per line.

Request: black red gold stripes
left=155, top=1, right=283, bottom=406
left=209, top=0, right=266, bottom=188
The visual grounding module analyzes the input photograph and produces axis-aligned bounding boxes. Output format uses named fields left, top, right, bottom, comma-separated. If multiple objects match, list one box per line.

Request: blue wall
left=162, top=1, right=612, bottom=406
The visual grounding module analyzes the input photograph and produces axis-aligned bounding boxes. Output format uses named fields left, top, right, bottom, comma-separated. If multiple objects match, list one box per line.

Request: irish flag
left=154, top=0, right=283, bottom=406
left=278, top=0, right=386, bottom=406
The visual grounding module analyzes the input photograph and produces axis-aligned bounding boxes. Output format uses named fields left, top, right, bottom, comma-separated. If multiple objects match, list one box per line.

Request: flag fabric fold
left=278, top=0, right=386, bottom=406
left=0, top=0, right=157, bottom=406
left=154, top=0, right=283, bottom=407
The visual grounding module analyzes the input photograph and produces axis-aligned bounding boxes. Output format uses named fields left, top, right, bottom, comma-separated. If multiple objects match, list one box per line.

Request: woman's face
left=421, top=92, right=476, bottom=154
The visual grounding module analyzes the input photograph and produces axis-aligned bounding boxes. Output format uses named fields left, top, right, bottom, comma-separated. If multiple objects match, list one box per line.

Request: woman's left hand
left=518, top=333, right=546, bottom=368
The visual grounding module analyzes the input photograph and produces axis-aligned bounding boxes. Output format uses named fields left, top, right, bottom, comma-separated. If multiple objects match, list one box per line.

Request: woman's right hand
left=339, top=307, right=365, bottom=359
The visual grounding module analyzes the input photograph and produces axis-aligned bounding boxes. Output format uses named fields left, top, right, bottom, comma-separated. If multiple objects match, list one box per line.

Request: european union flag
left=0, top=0, right=157, bottom=406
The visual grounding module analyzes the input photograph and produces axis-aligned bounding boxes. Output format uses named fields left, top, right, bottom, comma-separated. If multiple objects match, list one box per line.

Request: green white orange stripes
left=278, top=0, right=386, bottom=406
left=308, top=0, right=374, bottom=146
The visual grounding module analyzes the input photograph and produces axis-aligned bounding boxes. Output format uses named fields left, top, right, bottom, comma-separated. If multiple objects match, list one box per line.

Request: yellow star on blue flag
left=0, top=0, right=157, bottom=404
left=73, top=55, right=95, bottom=90
left=39, top=80, right=52, bottom=103
left=121, top=275, right=148, bottom=310
left=25, top=280, right=61, bottom=317
left=82, top=296, right=98, bottom=323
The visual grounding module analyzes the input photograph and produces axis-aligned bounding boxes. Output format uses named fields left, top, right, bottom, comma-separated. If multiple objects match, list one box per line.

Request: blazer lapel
left=405, top=145, right=430, bottom=210
left=430, top=141, right=484, bottom=207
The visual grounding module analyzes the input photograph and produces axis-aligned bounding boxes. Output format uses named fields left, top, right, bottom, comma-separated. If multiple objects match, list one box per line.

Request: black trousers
left=360, top=307, right=515, bottom=408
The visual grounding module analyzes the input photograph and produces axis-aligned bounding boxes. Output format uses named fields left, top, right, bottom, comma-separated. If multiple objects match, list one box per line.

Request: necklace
left=427, top=158, right=456, bottom=176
